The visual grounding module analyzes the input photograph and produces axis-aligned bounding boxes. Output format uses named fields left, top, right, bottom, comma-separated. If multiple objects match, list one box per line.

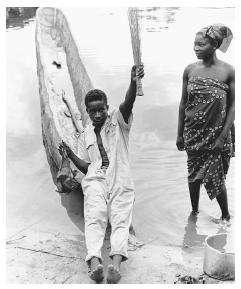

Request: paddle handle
left=136, top=72, right=143, bottom=96
left=128, top=8, right=143, bottom=96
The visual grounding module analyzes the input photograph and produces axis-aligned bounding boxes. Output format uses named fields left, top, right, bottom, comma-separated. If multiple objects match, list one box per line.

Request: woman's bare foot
left=221, top=213, right=231, bottom=221
left=106, top=264, right=121, bottom=284
left=191, top=210, right=199, bottom=216
left=88, top=257, right=104, bottom=283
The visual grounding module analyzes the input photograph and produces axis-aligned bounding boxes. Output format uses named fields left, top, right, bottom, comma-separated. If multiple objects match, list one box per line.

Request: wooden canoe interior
left=36, top=7, right=93, bottom=187
left=35, top=7, right=94, bottom=228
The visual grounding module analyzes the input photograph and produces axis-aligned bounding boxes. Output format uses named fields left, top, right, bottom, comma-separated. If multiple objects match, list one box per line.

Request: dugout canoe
left=35, top=7, right=94, bottom=228
left=35, top=7, right=92, bottom=188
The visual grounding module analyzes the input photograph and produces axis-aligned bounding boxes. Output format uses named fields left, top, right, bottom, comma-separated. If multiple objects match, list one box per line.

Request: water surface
left=6, top=7, right=235, bottom=254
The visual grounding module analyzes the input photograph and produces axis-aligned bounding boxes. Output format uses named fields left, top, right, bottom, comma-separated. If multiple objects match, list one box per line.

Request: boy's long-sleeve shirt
left=76, top=107, right=135, bottom=197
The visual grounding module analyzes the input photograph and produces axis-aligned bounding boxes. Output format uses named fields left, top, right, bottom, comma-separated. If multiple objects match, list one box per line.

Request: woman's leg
left=188, top=180, right=201, bottom=213
left=216, top=184, right=230, bottom=220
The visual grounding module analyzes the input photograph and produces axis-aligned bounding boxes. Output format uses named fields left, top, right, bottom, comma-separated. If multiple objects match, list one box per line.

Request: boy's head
left=85, top=89, right=109, bottom=128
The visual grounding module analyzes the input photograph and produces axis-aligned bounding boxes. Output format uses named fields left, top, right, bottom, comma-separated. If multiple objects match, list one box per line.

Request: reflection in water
left=60, top=191, right=85, bottom=232
left=181, top=213, right=207, bottom=266
left=181, top=212, right=233, bottom=265
left=6, top=7, right=37, bottom=30
left=206, top=233, right=234, bottom=253
left=183, top=213, right=207, bottom=249
left=139, top=7, right=179, bottom=32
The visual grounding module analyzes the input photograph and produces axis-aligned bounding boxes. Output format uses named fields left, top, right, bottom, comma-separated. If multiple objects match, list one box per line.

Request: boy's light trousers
left=83, top=173, right=135, bottom=263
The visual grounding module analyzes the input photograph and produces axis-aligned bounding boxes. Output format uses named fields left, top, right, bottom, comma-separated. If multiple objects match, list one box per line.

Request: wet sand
left=7, top=215, right=233, bottom=284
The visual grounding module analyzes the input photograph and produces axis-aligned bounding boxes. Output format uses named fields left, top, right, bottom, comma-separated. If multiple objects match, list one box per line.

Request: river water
left=6, top=7, right=235, bottom=253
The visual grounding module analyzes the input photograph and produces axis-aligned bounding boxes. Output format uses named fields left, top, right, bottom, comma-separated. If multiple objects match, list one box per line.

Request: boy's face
left=86, top=100, right=109, bottom=128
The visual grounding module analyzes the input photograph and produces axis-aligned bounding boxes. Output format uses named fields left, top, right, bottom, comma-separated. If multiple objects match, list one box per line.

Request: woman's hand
left=212, top=136, right=225, bottom=151
left=131, top=64, right=144, bottom=82
left=176, top=136, right=184, bottom=151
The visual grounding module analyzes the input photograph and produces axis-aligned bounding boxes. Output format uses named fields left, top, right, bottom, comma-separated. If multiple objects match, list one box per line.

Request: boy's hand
left=58, top=141, right=73, bottom=158
left=131, top=64, right=144, bottom=82
left=176, top=136, right=184, bottom=151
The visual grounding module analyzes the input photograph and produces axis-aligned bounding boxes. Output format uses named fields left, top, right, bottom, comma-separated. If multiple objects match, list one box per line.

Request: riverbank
left=7, top=221, right=233, bottom=284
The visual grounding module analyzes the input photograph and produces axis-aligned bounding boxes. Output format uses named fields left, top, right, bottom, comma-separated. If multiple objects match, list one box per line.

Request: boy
left=59, top=65, right=144, bottom=283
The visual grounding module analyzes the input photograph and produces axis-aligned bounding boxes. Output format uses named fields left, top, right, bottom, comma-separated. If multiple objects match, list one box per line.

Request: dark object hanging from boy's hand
left=56, top=141, right=82, bottom=194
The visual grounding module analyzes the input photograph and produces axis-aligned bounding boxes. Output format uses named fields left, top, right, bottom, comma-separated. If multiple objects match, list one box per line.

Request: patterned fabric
left=184, top=76, right=234, bottom=199
left=187, top=151, right=231, bottom=200
left=198, top=24, right=233, bottom=53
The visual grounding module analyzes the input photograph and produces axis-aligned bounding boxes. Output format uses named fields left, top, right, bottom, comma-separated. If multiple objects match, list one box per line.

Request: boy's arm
left=69, top=151, right=90, bottom=175
left=119, top=65, right=144, bottom=123
left=176, top=66, right=189, bottom=150
left=59, top=141, right=90, bottom=175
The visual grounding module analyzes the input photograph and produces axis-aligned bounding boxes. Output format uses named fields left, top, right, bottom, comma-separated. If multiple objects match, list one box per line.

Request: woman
left=176, top=24, right=235, bottom=221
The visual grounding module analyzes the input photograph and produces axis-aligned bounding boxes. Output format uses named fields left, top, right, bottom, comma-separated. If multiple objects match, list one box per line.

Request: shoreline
left=6, top=226, right=234, bottom=284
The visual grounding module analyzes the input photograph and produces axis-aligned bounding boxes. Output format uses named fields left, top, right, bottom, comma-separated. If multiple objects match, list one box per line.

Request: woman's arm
left=176, top=66, right=189, bottom=150
left=213, top=67, right=235, bottom=150
left=220, top=67, right=235, bottom=139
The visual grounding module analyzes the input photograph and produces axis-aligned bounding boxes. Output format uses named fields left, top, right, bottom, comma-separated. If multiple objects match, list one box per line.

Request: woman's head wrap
left=197, top=24, right=233, bottom=53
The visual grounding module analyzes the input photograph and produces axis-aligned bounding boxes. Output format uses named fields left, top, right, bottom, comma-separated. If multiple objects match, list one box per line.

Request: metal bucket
left=203, top=233, right=235, bottom=280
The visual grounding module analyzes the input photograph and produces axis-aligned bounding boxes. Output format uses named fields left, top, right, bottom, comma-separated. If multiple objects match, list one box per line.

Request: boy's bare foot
left=107, top=264, right=121, bottom=284
left=88, top=257, right=104, bottom=283
left=89, top=264, right=104, bottom=283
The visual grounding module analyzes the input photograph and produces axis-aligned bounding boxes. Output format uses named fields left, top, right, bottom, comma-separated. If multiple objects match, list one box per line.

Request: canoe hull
left=35, top=7, right=94, bottom=229
left=36, top=7, right=92, bottom=187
